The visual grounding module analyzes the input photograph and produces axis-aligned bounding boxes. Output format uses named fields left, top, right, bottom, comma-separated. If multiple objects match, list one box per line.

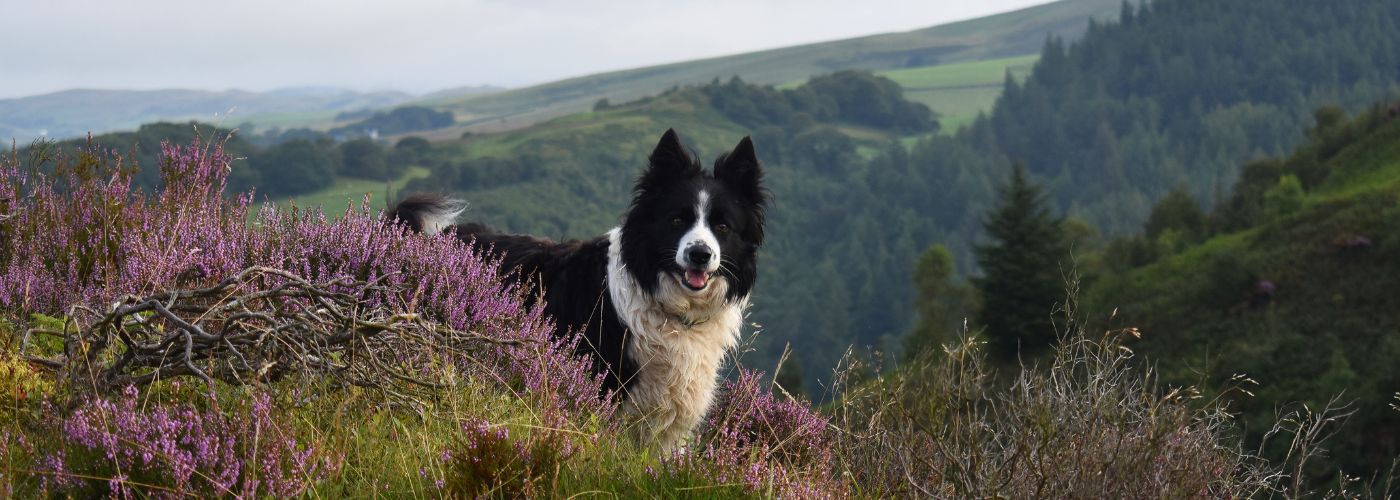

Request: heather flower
left=703, top=368, right=833, bottom=468
left=0, top=138, right=612, bottom=425
left=37, top=385, right=338, bottom=497
left=653, top=367, right=844, bottom=497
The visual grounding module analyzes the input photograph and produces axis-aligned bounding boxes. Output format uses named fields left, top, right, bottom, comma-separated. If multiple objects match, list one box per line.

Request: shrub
left=686, top=368, right=841, bottom=497
left=445, top=417, right=579, bottom=497
left=36, top=386, right=339, bottom=497
left=1263, top=173, right=1306, bottom=218
left=830, top=311, right=1291, bottom=497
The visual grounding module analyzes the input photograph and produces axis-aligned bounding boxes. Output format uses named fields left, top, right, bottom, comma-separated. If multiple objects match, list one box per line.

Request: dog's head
left=620, top=129, right=766, bottom=305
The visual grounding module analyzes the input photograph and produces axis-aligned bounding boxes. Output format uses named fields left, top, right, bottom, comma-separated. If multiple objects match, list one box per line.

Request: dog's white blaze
left=675, top=190, right=720, bottom=273
left=607, top=228, right=745, bottom=451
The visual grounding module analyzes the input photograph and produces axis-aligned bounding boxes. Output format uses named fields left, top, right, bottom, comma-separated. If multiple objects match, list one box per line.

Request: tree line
left=23, top=122, right=441, bottom=198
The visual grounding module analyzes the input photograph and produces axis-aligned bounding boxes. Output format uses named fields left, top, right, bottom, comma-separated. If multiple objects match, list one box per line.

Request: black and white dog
left=389, top=129, right=766, bottom=449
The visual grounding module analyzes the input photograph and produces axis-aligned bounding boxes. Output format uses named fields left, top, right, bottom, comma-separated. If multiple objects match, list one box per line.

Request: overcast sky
left=0, top=0, right=1052, bottom=99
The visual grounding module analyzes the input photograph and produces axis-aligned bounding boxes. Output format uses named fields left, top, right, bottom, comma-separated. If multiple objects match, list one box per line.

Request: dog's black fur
left=388, top=129, right=766, bottom=402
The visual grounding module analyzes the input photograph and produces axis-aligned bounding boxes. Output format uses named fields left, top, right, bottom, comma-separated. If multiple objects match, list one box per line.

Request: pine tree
left=974, top=164, right=1068, bottom=360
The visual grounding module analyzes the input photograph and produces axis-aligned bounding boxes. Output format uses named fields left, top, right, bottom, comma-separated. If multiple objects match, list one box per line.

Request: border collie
left=388, top=129, right=766, bottom=449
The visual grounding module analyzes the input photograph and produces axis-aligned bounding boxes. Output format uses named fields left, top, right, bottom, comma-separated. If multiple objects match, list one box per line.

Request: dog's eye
left=672, top=218, right=685, bottom=227
left=716, top=223, right=730, bottom=233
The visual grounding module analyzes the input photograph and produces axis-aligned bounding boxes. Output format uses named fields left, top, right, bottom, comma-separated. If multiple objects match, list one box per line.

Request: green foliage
left=0, top=325, right=53, bottom=417
left=974, top=165, right=1069, bottom=359
left=1262, top=173, right=1305, bottom=218
left=788, top=127, right=860, bottom=175
left=329, top=105, right=454, bottom=137
left=389, top=136, right=432, bottom=171
left=1308, top=105, right=1348, bottom=141
left=1144, top=185, right=1205, bottom=241
left=775, top=353, right=806, bottom=396
left=337, top=138, right=391, bottom=180
left=968, top=0, right=1400, bottom=234
left=902, top=245, right=977, bottom=359
left=804, top=71, right=939, bottom=132
left=1084, top=104, right=1400, bottom=485
left=253, top=138, right=339, bottom=196
left=700, top=73, right=938, bottom=134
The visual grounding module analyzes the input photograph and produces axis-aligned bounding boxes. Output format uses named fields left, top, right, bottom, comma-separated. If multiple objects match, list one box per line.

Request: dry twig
left=23, top=266, right=529, bottom=403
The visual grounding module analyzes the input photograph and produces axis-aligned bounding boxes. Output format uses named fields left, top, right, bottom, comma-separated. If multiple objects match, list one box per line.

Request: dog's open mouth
left=680, top=269, right=710, bottom=291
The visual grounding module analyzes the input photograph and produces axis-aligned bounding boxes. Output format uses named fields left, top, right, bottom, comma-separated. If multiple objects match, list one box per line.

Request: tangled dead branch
left=21, top=266, right=529, bottom=401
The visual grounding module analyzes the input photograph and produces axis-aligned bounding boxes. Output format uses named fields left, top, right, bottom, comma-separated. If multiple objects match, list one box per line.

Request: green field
left=252, top=166, right=432, bottom=217
left=876, top=54, right=1038, bottom=131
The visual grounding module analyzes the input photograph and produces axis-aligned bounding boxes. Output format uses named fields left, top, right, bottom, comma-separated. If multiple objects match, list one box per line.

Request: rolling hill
left=420, top=0, right=1122, bottom=134
left=0, top=87, right=436, bottom=145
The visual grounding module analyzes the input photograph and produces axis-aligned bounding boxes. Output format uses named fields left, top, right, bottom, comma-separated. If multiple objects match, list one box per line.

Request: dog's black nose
left=687, top=246, right=712, bottom=265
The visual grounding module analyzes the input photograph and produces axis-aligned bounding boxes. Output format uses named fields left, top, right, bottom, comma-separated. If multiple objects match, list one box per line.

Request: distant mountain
left=421, top=0, right=1121, bottom=132
left=0, top=87, right=415, bottom=144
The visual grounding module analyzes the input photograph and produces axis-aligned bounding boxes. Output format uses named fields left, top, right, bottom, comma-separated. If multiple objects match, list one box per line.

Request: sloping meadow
left=0, top=138, right=1323, bottom=497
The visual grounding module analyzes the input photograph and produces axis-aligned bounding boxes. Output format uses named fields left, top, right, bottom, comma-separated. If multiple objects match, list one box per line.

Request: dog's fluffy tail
left=387, top=194, right=466, bottom=236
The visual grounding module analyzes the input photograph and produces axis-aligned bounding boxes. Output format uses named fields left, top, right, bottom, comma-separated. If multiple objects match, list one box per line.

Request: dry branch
left=23, top=266, right=529, bottom=401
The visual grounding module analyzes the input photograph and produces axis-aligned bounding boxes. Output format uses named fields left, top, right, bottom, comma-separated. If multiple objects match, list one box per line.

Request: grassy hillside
left=421, top=0, right=1120, bottom=133
left=1083, top=106, right=1400, bottom=480
left=255, top=166, right=432, bottom=216
left=876, top=54, right=1038, bottom=130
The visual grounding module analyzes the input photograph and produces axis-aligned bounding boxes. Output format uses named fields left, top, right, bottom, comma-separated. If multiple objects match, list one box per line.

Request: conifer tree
left=974, top=164, right=1068, bottom=360
left=903, top=244, right=977, bottom=360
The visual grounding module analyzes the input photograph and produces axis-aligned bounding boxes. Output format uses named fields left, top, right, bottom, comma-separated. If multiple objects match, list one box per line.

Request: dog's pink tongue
left=685, top=270, right=708, bottom=289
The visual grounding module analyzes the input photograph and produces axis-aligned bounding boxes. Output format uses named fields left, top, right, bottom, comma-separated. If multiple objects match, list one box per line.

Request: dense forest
left=974, top=0, right=1400, bottom=230
left=827, top=0, right=1400, bottom=358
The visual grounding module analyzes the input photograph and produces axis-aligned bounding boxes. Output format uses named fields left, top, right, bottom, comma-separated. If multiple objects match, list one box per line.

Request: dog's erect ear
left=645, top=129, right=699, bottom=181
left=715, top=136, right=764, bottom=200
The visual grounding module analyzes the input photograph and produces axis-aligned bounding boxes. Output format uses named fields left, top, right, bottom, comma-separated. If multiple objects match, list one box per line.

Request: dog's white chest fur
left=605, top=228, right=744, bottom=450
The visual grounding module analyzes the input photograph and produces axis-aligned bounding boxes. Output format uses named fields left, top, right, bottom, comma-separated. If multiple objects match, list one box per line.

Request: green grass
left=255, top=166, right=432, bottom=217
left=878, top=54, right=1038, bottom=89
left=877, top=54, right=1038, bottom=131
